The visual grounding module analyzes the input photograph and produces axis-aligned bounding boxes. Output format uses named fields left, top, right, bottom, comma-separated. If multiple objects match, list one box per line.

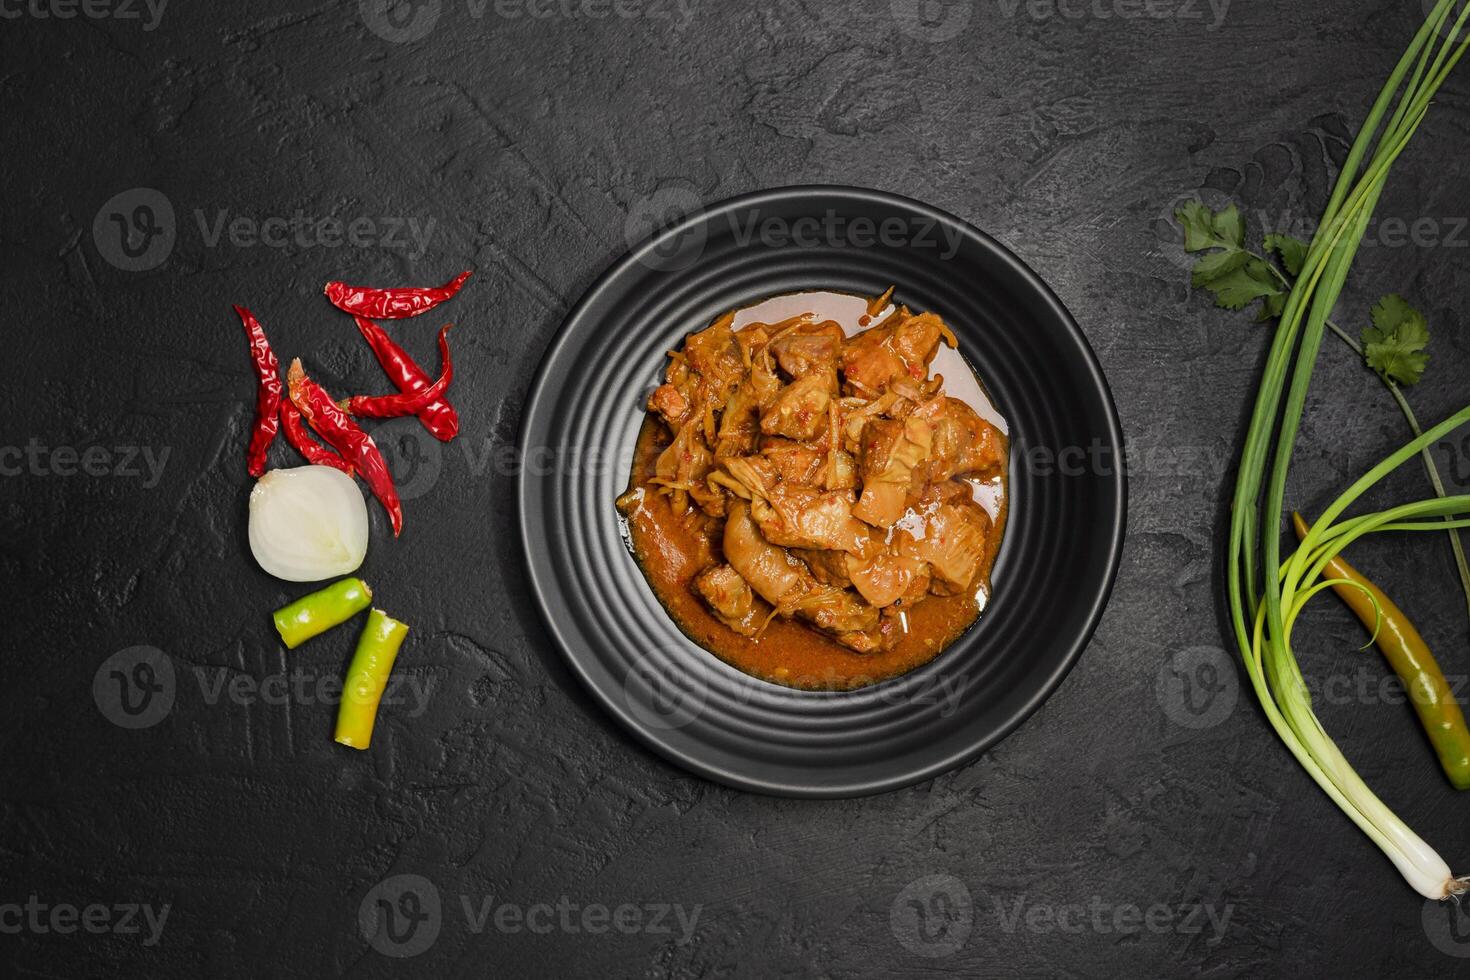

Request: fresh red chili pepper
left=287, top=358, right=404, bottom=536
left=236, top=305, right=281, bottom=477
left=351, top=316, right=459, bottom=441
left=324, top=270, right=472, bottom=320
left=340, top=325, right=455, bottom=419
left=280, top=397, right=353, bottom=474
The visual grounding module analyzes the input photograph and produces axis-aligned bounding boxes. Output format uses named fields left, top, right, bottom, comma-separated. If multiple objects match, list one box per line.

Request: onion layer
left=249, top=465, right=369, bottom=581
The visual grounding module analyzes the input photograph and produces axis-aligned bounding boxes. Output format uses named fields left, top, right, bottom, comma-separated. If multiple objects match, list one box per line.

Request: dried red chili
left=352, top=315, right=459, bottom=440
left=324, top=270, right=472, bottom=320
left=340, top=325, right=455, bottom=419
left=280, top=398, right=353, bottom=474
left=287, top=358, right=404, bottom=536
left=236, top=305, right=281, bottom=477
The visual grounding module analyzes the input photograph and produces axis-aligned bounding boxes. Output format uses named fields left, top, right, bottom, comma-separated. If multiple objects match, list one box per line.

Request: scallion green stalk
left=1227, top=0, right=1470, bottom=901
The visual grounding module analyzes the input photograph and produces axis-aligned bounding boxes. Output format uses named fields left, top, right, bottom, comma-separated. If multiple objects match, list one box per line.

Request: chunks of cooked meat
left=890, top=312, right=952, bottom=369
left=718, top=457, right=875, bottom=556
left=752, top=488, right=874, bottom=556
left=652, top=420, right=716, bottom=516
left=915, top=396, right=1004, bottom=481
left=682, top=313, right=746, bottom=401
left=631, top=298, right=1006, bottom=655
left=693, top=564, right=767, bottom=636
left=722, top=502, right=810, bottom=609
left=648, top=383, right=690, bottom=428
left=769, top=320, right=844, bottom=381
left=648, top=313, right=746, bottom=432
left=724, top=503, right=886, bottom=651
left=852, top=416, right=932, bottom=528
left=839, top=308, right=953, bottom=396
left=761, top=374, right=833, bottom=441
left=794, top=547, right=852, bottom=588
left=760, top=439, right=827, bottom=486
left=844, top=549, right=931, bottom=609
left=714, top=382, right=761, bottom=458
left=840, top=330, right=906, bottom=395
left=895, top=499, right=993, bottom=596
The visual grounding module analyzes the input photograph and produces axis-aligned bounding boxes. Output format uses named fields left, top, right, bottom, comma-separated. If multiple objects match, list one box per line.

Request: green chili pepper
left=272, top=577, right=373, bottom=649
left=334, top=608, right=409, bottom=750
left=1294, top=513, right=1470, bottom=790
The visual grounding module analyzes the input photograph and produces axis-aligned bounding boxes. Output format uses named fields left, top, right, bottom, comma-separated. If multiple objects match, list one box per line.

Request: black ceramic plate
left=519, top=186, right=1125, bottom=797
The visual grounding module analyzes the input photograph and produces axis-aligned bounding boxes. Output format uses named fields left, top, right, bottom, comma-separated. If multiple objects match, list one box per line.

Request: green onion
left=1227, top=0, right=1470, bottom=901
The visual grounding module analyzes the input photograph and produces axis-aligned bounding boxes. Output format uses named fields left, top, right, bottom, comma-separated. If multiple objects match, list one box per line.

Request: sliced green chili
left=272, top=577, right=373, bottom=649
left=334, top=608, right=409, bottom=750
left=1293, top=514, right=1470, bottom=790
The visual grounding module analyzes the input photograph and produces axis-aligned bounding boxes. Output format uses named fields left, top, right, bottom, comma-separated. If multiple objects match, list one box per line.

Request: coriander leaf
left=1257, top=291, right=1287, bottom=322
left=1190, top=247, right=1249, bottom=287
left=1203, top=258, right=1281, bottom=311
left=1177, top=202, right=1286, bottom=319
left=1264, top=233, right=1309, bottom=278
left=1212, top=204, right=1245, bottom=249
left=1176, top=201, right=1244, bottom=252
left=1362, top=293, right=1430, bottom=385
left=1177, top=201, right=1221, bottom=252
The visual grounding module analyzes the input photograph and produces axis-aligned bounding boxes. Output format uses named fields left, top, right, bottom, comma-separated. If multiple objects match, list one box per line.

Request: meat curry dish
left=616, top=291, right=1008, bottom=689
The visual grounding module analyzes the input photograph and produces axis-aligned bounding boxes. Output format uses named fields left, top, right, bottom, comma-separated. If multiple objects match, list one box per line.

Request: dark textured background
left=5, top=1, right=1470, bottom=976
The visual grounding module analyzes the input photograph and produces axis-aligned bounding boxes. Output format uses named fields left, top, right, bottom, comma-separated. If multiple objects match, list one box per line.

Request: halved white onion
left=249, top=465, right=369, bottom=581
